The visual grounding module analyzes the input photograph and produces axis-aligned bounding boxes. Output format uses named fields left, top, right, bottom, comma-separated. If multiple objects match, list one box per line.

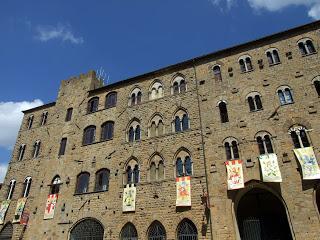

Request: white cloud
left=0, top=99, right=43, bottom=150
left=0, top=164, right=8, bottom=183
left=35, top=24, right=84, bottom=44
left=209, top=0, right=320, bottom=19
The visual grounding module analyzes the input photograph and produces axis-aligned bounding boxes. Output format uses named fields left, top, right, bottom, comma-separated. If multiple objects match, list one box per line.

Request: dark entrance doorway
left=236, top=188, right=293, bottom=240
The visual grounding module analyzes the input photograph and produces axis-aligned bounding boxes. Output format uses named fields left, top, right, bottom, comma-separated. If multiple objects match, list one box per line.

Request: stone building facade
left=0, top=20, right=320, bottom=240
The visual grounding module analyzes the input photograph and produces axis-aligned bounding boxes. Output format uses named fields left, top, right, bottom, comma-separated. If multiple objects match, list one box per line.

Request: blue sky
left=0, top=0, right=319, bottom=181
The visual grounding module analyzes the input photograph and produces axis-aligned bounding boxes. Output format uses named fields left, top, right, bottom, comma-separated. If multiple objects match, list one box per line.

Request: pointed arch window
left=50, top=176, right=61, bottom=194
left=149, top=155, right=165, bottom=182
left=22, top=177, right=32, bottom=198
left=148, top=221, right=166, bottom=240
left=128, top=120, right=141, bottom=142
left=27, top=115, right=34, bottom=129
left=213, top=65, right=222, bottom=81
left=256, top=133, right=274, bottom=155
left=149, top=81, right=164, bottom=100
left=224, top=139, right=239, bottom=160
left=218, top=101, right=229, bottom=123
left=130, top=88, right=142, bottom=106
left=176, top=151, right=193, bottom=177
left=101, top=121, right=114, bottom=141
left=83, top=125, right=96, bottom=145
left=172, top=75, right=187, bottom=94
left=289, top=126, right=310, bottom=148
left=87, top=97, right=99, bottom=113
left=174, top=110, right=189, bottom=132
left=75, top=172, right=90, bottom=194
left=7, top=179, right=16, bottom=200
left=95, top=169, right=110, bottom=192
left=105, top=92, right=117, bottom=108
left=120, top=223, right=138, bottom=240
left=177, top=219, right=198, bottom=240
left=149, top=115, right=165, bottom=137
left=18, top=144, right=26, bottom=161
left=277, top=86, right=293, bottom=105
left=125, top=159, right=140, bottom=185
left=298, top=38, right=316, bottom=56
left=266, top=49, right=280, bottom=65
left=41, top=111, right=48, bottom=126
left=32, top=140, right=41, bottom=158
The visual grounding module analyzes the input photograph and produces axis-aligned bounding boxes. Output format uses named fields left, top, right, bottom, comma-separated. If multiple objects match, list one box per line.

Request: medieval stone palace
left=1, top=20, right=320, bottom=240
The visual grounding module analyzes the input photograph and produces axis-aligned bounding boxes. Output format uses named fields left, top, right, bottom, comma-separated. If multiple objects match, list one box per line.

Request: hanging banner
left=44, top=194, right=58, bottom=219
left=0, top=200, right=10, bottom=224
left=176, top=176, right=191, bottom=206
left=259, top=154, right=282, bottom=182
left=13, top=197, right=27, bottom=223
left=294, top=147, right=320, bottom=180
left=225, top=160, right=244, bottom=190
left=122, top=185, right=136, bottom=212
left=20, top=210, right=30, bottom=226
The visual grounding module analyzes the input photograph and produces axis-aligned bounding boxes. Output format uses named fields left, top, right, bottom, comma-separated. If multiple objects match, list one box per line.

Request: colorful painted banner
left=259, top=154, right=282, bottom=182
left=294, top=147, right=320, bottom=180
left=20, top=210, right=30, bottom=226
left=13, top=197, right=27, bottom=223
left=176, top=176, right=191, bottom=206
left=225, top=160, right=244, bottom=190
left=0, top=200, right=10, bottom=224
left=122, top=185, right=136, bottom=212
left=44, top=194, right=58, bottom=219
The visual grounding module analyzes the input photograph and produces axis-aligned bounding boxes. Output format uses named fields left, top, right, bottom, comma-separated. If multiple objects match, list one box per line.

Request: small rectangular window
left=65, top=108, right=73, bottom=122
left=59, top=138, right=67, bottom=156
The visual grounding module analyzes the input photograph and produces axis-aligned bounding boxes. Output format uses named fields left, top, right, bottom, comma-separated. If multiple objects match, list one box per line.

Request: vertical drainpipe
left=193, top=59, right=214, bottom=240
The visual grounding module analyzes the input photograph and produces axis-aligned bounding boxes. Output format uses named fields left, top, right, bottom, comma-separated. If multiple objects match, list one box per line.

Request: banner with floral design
left=259, top=154, right=282, bottom=182
left=176, top=176, right=191, bottom=206
left=123, top=185, right=136, bottom=212
left=225, top=160, right=244, bottom=190
left=294, top=147, right=320, bottom=180
left=0, top=200, right=10, bottom=224
left=13, top=197, right=27, bottom=223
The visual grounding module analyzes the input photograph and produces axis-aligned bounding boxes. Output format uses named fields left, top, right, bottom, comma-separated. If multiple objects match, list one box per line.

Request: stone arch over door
left=0, top=222, right=13, bottom=240
left=233, top=182, right=294, bottom=240
left=69, top=218, right=104, bottom=240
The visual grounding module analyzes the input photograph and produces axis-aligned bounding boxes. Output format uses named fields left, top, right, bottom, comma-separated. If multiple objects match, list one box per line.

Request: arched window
left=41, top=111, right=48, bottom=126
left=256, top=133, right=274, bottom=155
left=148, top=221, right=166, bottom=240
left=83, top=125, right=96, bottom=145
left=22, top=177, right=32, bottom=198
left=172, top=75, right=187, bottom=94
left=246, top=93, right=263, bottom=112
left=289, top=126, right=310, bottom=148
left=218, top=101, right=229, bottom=123
left=65, top=107, right=73, bottom=122
left=0, top=222, right=13, bottom=240
left=277, top=86, right=293, bottom=105
left=298, top=38, right=316, bottom=55
left=173, top=110, right=189, bottom=132
left=7, top=179, right=16, bottom=200
left=213, top=65, right=222, bottom=81
left=239, top=55, right=253, bottom=72
left=95, top=169, right=110, bottom=192
left=175, top=150, right=192, bottom=177
left=127, top=120, right=141, bottom=142
left=177, top=219, right=198, bottom=240
left=312, top=76, right=320, bottom=96
left=266, top=48, right=281, bottom=65
left=32, top=140, right=41, bottom=158
left=87, top=97, right=99, bottom=113
left=149, top=115, right=165, bottom=138
left=125, top=159, right=140, bottom=185
left=70, top=218, right=104, bottom=240
left=75, top=172, right=90, bottom=194
left=224, top=138, right=239, bottom=160
left=130, top=88, right=142, bottom=106
left=50, top=176, right=61, bottom=194
left=120, top=222, right=138, bottom=240
left=149, top=154, right=165, bottom=182
left=17, top=144, right=26, bottom=161
left=101, top=121, right=114, bottom=141
left=105, top=92, right=117, bottom=108
left=149, top=81, right=164, bottom=100
left=27, top=115, right=34, bottom=129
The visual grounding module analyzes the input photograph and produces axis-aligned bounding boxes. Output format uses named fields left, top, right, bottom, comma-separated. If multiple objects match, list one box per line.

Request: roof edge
left=22, top=102, right=56, bottom=114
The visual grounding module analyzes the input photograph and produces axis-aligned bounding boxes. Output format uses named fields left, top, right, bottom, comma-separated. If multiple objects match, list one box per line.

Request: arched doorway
left=120, top=222, right=138, bottom=240
left=147, top=221, right=166, bottom=240
left=70, top=218, right=104, bottom=240
left=176, top=219, right=198, bottom=240
left=236, top=188, right=292, bottom=240
left=0, top=222, right=13, bottom=240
